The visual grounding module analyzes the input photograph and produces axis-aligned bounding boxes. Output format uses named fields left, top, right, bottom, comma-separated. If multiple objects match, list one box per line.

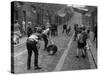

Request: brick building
left=12, top=1, right=74, bottom=36
left=82, top=6, right=97, bottom=31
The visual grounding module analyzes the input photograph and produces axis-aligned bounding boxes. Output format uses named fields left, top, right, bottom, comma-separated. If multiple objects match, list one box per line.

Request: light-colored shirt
left=29, top=34, right=39, bottom=42
left=42, top=28, right=50, bottom=34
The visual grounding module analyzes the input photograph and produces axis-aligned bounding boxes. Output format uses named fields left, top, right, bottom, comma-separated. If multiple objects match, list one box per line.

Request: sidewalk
left=14, top=37, right=27, bottom=47
left=87, top=31, right=97, bottom=68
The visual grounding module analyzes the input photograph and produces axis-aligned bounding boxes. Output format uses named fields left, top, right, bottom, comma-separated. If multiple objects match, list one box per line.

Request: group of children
left=74, top=24, right=90, bottom=58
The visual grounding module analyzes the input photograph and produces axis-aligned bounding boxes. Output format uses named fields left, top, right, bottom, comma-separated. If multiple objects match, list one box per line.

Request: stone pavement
left=14, top=37, right=27, bottom=48
left=61, top=35, right=97, bottom=71
left=88, top=31, right=97, bottom=68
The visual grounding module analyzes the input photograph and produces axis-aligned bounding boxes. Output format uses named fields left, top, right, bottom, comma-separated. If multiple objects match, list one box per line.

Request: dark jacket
left=27, top=27, right=33, bottom=37
left=63, top=24, right=67, bottom=29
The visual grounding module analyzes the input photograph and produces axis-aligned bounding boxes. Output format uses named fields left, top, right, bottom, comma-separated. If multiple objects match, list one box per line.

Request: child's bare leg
left=76, top=48, right=79, bottom=58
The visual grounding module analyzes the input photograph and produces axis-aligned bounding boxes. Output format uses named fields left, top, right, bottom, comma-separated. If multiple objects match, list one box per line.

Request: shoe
left=44, top=48, right=47, bottom=51
left=27, top=67, right=31, bottom=70
left=34, top=66, right=42, bottom=70
left=76, top=56, right=79, bottom=58
left=82, top=55, right=86, bottom=58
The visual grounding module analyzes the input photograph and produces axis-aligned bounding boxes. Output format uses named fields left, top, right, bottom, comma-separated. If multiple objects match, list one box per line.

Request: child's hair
left=82, top=26, right=86, bottom=31
left=87, top=29, right=90, bottom=34
left=79, top=29, right=82, bottom=33
left=37, top=29, right=42, bottom=34
left=78, top=27, right=82, bottom=33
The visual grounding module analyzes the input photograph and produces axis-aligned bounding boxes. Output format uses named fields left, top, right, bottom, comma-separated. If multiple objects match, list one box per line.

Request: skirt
left=77, top=41, right=86, bottom=49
